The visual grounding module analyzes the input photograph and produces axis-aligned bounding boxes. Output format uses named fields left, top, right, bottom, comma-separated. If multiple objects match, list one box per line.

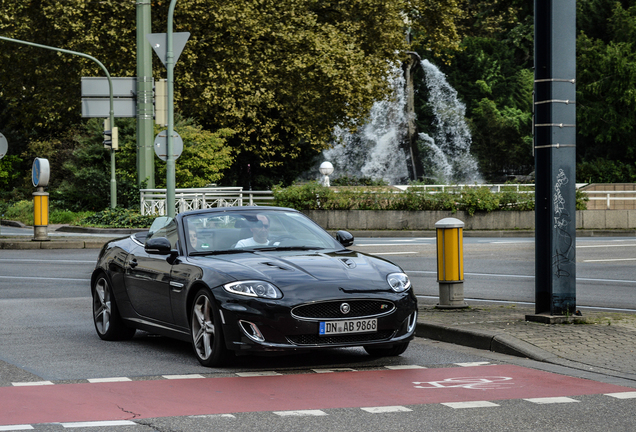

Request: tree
left=1, top=0, right=466, bottom=191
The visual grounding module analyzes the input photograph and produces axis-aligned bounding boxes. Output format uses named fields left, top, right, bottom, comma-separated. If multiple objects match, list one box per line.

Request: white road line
left=442, top=401, right=499, bottom=409
left=361, top=406, right=412, bottom=413
left=236, top=371, right=281, bottom=377
left=312, top=368, right=357, bottom=373
left=274, top=410, right=327, bottom=417
left=369, top=252, right=417, bottom=255
left=62, top=420, right=137, bottom=428
left=584, top=258, right=636, bottom=262
left=189, top=414, right=236, bottom=419
left=408, top=270, right=636, bottom=284
left=163, top=374, right=205, bottom=379
left=385, top=365, right=427, bottom=370
left=578, top=244, right=636, bottom=248
left=356, top=243, right=433, bottom=247
left=455, top=362, right=491, bottom=367
left=0, top=426, right=34, bottom=431
left=605, top=391, right=636, bottom=399
left=11, top=381, right=54, bottom=386
left=0, top=259, right=95, bottom=263
left=0, top=276, right=90, bottom=282
left=524, top=397, right=579, bottom=404
left=87, top=377, right=132, bottom=383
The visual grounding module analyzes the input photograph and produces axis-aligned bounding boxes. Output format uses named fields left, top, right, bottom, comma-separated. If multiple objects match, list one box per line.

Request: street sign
left=81, top=77, right=137, bottom=97
left=81, top=98, right=136, bottom=118
left=146, top=32, right=190, bottom=67
left=154, top=130, right=183, bottom=161
left=0, top=132, right=7, bottom=159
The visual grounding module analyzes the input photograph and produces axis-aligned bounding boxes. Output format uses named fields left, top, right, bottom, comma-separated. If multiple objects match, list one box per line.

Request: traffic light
left=103, top=119, right=119, bottom=150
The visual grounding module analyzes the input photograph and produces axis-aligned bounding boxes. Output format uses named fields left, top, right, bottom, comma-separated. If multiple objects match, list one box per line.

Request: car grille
left=286, top=330, right=395, bottom=346
left=291, top=300, right=395, bottom=320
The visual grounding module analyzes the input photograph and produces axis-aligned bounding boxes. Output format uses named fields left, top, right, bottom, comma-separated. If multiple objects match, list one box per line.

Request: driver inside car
left=235, top=214, right=271, bottom=247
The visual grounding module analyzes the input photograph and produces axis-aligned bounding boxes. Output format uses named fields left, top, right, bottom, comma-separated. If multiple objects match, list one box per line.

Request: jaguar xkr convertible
left=91, top=207, right=418, bottom=366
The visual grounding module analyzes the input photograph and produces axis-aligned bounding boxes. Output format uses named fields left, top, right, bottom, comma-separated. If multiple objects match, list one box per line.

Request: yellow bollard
left=32, top=157, right=51, bottom=241
left=435, top=217, right=467, bottom=309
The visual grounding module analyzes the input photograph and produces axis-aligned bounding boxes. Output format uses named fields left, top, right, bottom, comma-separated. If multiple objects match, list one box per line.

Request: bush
left=79, top=207, right=156, bottom=228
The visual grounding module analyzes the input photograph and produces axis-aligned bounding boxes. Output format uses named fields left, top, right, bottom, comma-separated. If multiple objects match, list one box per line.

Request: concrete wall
left=303, top=210, right=636, bottom=231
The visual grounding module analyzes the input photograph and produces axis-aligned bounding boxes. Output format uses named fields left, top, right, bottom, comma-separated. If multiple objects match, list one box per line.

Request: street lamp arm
left=0, top=35, right=117, bottom=208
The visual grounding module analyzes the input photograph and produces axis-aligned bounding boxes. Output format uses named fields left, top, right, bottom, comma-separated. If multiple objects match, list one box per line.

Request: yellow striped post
left=435, top=218, right=467, bottom=308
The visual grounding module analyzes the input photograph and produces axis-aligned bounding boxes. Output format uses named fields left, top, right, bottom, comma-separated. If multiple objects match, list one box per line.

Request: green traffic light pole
left=0, top=36, right=117, bottom=208
left=166, top=0, right=178, bottom=218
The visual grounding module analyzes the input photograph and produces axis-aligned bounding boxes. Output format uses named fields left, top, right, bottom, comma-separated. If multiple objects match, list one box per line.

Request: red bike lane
left=1, top=364, right=633, bottom=426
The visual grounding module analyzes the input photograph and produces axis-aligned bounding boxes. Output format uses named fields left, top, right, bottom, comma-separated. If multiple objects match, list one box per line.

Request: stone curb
left=415, top=322, right=558, bottom=363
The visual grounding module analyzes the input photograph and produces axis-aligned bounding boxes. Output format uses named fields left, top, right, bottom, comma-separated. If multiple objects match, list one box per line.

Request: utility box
left=435, top=217, right=467, bottom=308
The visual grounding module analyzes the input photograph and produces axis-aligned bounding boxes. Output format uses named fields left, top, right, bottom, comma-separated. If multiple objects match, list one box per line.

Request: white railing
left=140, top=187, right=275, bottom=216
left=583, top=190, right=636, bottom=210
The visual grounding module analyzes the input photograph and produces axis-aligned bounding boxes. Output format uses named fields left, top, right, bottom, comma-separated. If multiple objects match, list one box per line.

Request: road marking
left=0, top=276, right=91, bottom=281
left=0, top=259, right=95, bottom=263
left=414, top=376, right=514, bottom=390
left=312, top=368, right=357, bottom=373
left=356, top=242, right=433, bottom=247
left=11, top=381, right=54, bottom=386
left=605, top=391, right=636, bottom=399
left=0, top=426, right=33, bottom=431
left=442, top=401, right=499, bottom=409
left=163, top=374, right=205, bottom=380
left=385, top=365, right=426, bottom=370
left=578, top=244, right=636, bottom=248
left=455, top=362, right=491, bottom=367
left=524, top=397, right=579, bottom=404
left=236, top=371, right=281, bottom=377
left=369, top=252, right=417, bottom=255
left=583, top=258, right=636, bottom=262
left=87, top=377, right=131, bottom=383
left=274, top=410, right=327, bottom=417
left=61, top=420, right=137, bottom=428
left=361, top=406, right=412, bottom=413
left=189, top=414, right=236, bottom=419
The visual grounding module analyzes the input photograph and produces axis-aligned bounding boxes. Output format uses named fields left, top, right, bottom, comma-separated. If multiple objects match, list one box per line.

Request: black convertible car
left=91, top=207, right=418, bottom=366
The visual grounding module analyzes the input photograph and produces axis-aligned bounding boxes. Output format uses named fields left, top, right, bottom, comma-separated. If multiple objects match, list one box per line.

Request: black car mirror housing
left=145, top=237, right=178, bottom=258
left=335, top=230, right=354, bottom=247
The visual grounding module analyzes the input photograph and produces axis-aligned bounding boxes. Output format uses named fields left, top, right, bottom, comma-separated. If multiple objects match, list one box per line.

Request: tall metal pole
left=166, top=0, right=178, bottom=218
left=533, top=0, right=577, bottom=315
left=0, top=36, right=117, bottom=208
left=136, top=0, right=155, bottom=189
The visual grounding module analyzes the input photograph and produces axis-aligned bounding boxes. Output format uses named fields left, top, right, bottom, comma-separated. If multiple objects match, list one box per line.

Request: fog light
left=407, top=311, right=417, bottom=334
left=239, top=320, right=265, bottom=342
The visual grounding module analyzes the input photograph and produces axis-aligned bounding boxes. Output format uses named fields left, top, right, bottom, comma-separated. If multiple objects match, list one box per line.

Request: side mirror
left=145, top=237, right=174, bottom=255
left=335, top=230, right=354, bottom=247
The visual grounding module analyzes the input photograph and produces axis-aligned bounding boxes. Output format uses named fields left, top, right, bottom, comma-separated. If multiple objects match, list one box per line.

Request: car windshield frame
left=181, top=209, right=344, bottom=256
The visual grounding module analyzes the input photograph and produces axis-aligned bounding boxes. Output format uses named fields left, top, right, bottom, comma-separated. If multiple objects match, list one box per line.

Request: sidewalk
left=416, top=300, right=636, bottom=381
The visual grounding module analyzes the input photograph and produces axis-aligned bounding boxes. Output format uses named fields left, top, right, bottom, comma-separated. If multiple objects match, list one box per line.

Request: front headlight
left=224, top=280, right=283, bottom=299
left=387, top=273, right=411, bottom=292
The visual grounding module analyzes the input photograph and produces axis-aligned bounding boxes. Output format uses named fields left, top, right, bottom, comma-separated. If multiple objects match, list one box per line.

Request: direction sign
left=146, top=32, right=190, bottom=67
left=154, top=130, right=183, bottom=161
left=81, top=98, right=137, bottom=118
left=81, top=77, right=137, bottom=97
left=0, top=132, right=7, bottom=160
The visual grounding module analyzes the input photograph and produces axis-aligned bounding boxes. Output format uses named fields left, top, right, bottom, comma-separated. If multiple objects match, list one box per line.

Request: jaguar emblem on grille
left=340, top=303, right=351, bottom=314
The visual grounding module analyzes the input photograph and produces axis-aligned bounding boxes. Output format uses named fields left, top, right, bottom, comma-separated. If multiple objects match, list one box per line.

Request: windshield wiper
left=189, top=249, right=253, bottom=256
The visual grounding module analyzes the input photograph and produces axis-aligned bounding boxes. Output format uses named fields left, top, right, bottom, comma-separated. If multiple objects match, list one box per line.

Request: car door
left=124, top=217, right=178, bottom=324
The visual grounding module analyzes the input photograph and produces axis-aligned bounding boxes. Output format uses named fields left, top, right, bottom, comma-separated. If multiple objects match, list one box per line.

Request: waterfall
left=321, top=59, right=481, bottom=185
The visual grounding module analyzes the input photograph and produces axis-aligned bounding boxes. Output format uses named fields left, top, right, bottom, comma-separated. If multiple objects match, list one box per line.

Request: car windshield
left=182, top=210, right=342, bottom=255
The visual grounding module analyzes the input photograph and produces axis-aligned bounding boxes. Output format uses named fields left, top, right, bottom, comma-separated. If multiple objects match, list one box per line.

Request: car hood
left=191, top=250, right=401, bottom=292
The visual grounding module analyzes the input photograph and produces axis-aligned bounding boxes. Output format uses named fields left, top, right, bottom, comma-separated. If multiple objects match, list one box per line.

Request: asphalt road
left=2, top=240, right=636, bottom=431
left=351, top=236, right=636, bottom=311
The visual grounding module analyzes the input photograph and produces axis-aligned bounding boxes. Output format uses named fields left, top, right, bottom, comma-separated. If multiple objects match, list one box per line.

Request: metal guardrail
left=584, top=190, right=636, bottom=210
left=140, top=188, right=274, bottom=216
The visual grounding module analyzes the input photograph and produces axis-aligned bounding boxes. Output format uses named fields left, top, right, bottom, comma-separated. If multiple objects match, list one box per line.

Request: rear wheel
left=364, top=341, right=410, bottom=357
left=190, top=289, right=230, bottom=367
left=92, top=274, right=136, bottom=341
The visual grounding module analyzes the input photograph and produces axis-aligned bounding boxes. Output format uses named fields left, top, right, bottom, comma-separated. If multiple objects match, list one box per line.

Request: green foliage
left=2, top=200, right=34, bottom=226
left=331, top=176, right=389, bottom=186
left=79, top=207, right=155, bottom=228
left=0, top=199, right=93, bottom=226
left=577, top=158, right=636, bottom=183
left=272, top=183, right=578, bottom=214
left=0, top=155, right=22, bottom=192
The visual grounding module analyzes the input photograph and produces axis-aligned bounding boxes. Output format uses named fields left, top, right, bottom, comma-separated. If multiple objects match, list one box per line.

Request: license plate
left=319, top=318, right=377, bottom=335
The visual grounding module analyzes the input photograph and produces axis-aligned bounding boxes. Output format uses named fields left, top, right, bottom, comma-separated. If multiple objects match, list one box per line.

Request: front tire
left=364, top=341, right=410, bottom=357
left=190, top=289, right=229, bottom=367
left=92, top=274, right=136, bottom=341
